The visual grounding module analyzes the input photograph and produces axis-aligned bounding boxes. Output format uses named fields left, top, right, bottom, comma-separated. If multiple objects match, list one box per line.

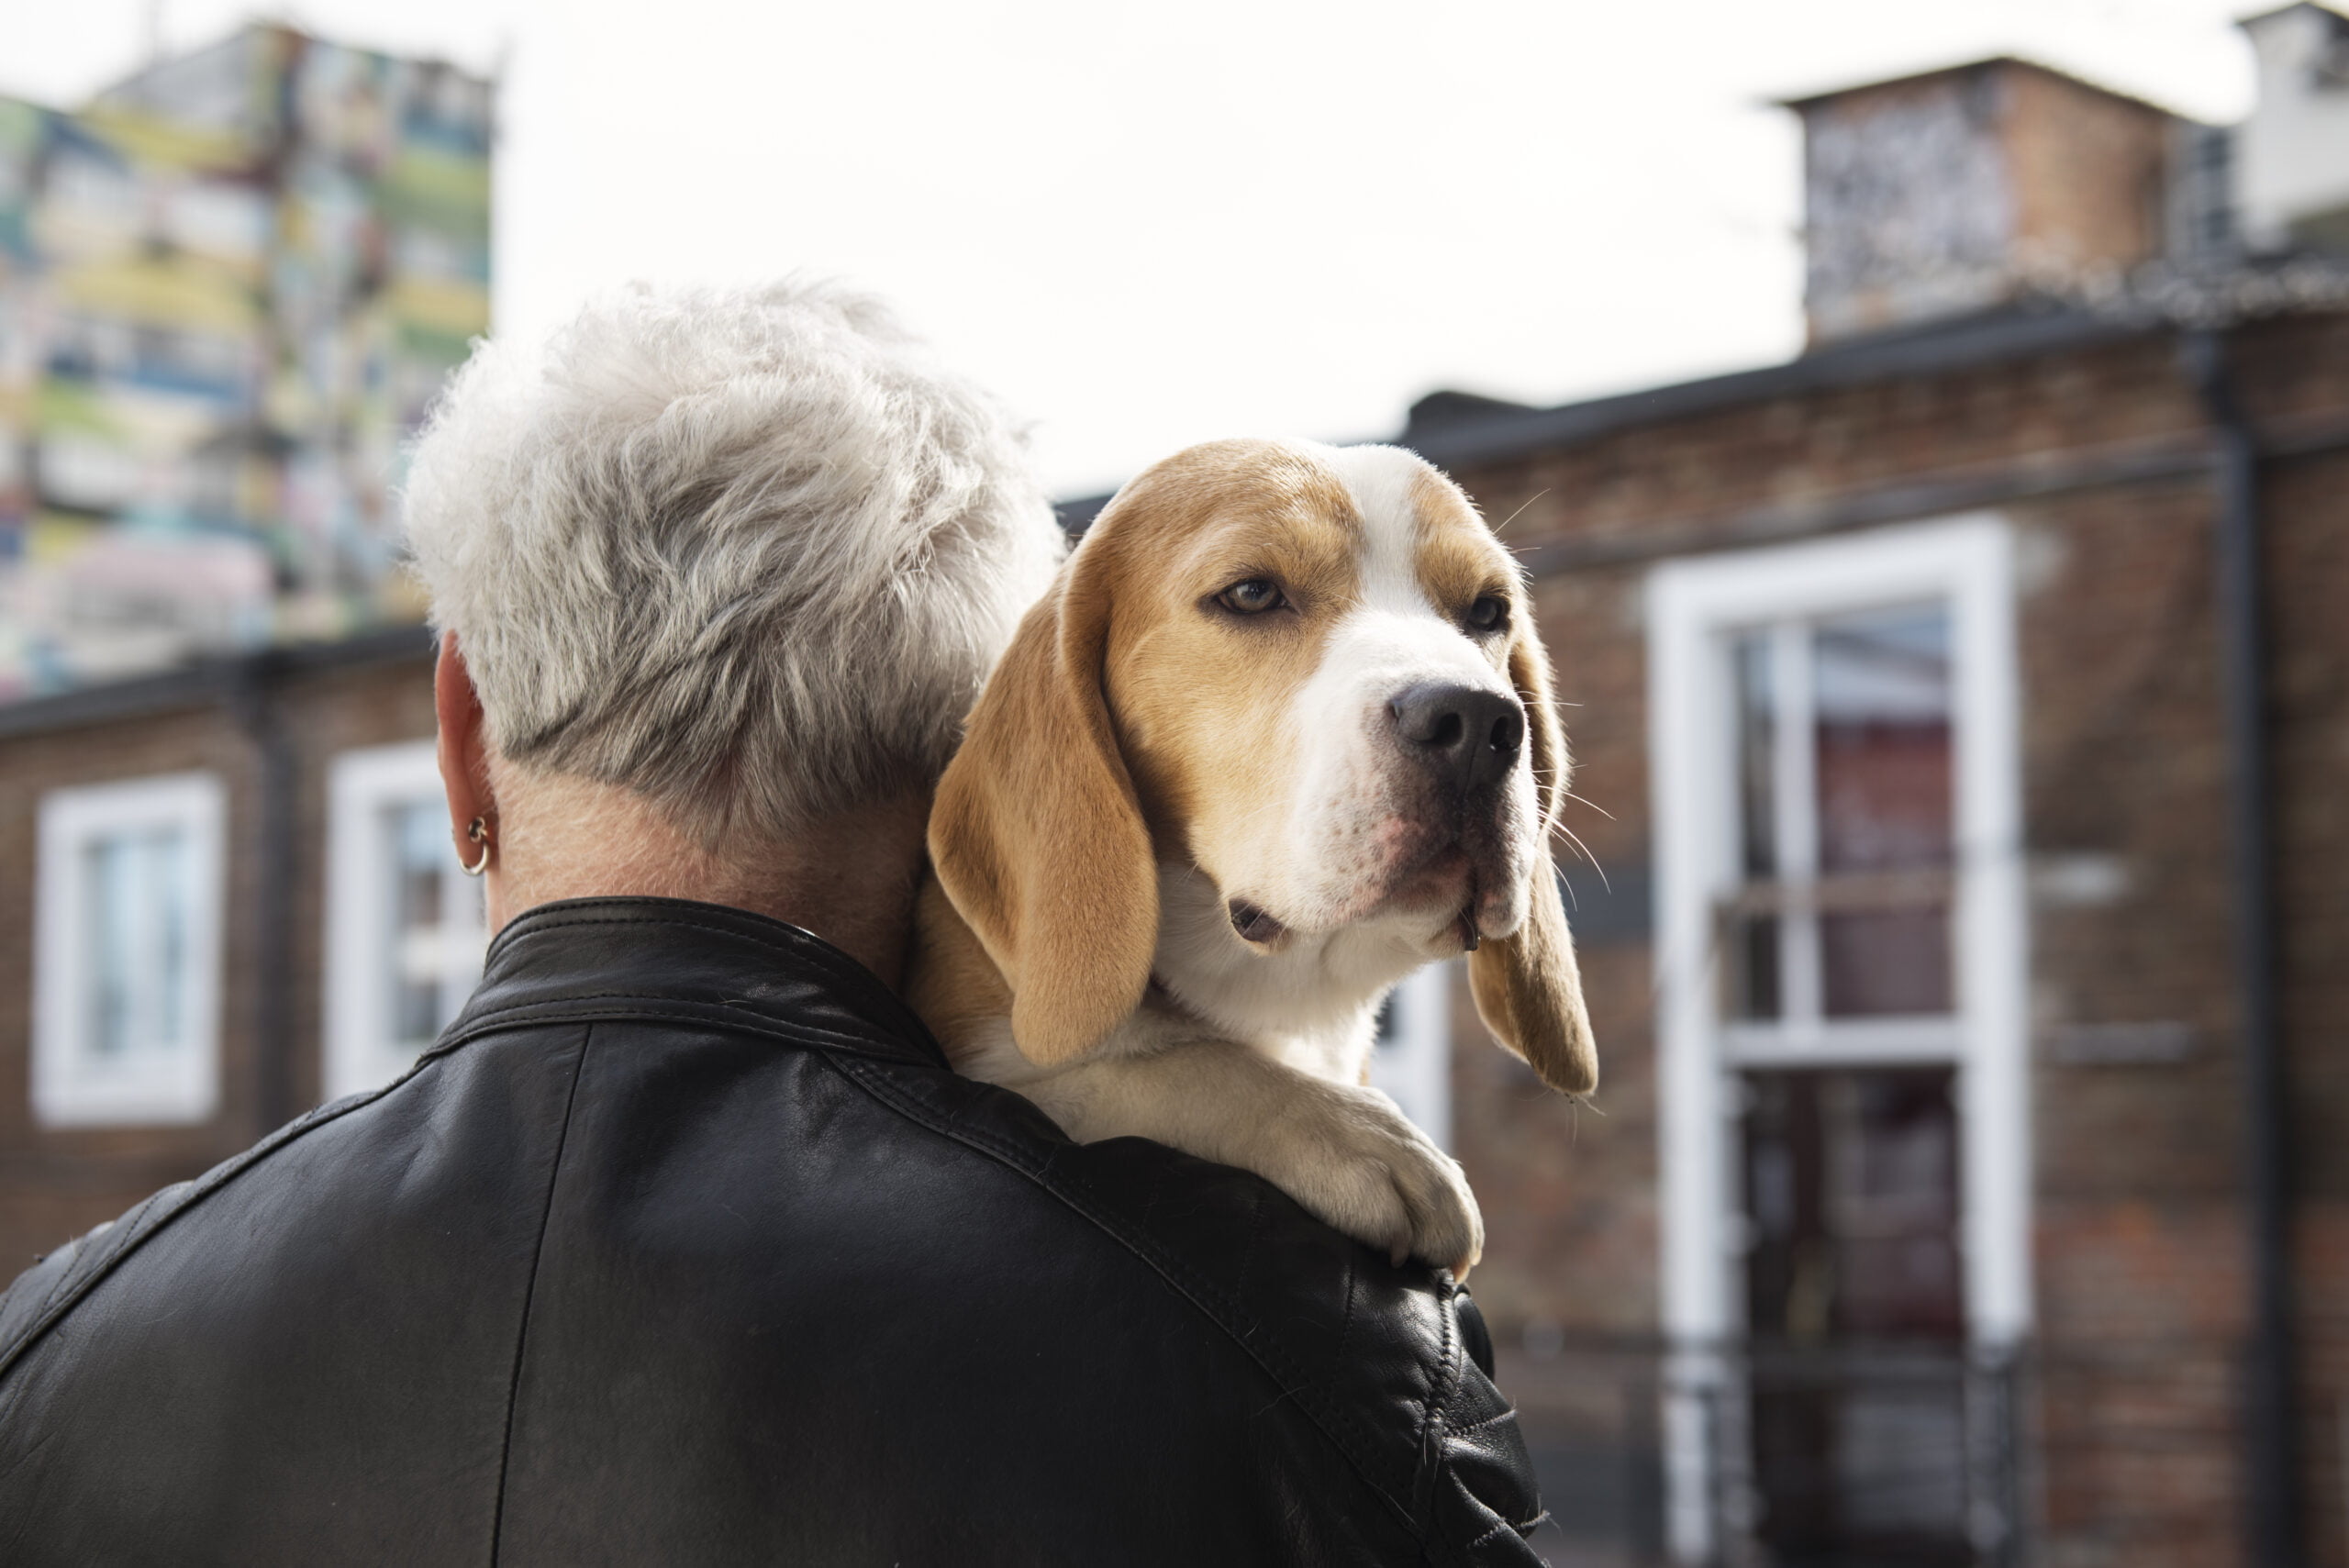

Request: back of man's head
left=402, top=282, right=1063, bottom=847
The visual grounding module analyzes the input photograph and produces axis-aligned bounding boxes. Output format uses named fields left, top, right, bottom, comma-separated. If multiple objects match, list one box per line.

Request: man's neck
left=484, top=771, right=930, bottom=989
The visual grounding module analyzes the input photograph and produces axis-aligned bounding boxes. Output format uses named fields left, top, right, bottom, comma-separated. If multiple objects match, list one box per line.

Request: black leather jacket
left=0, top=897, right=1542, bottom=1565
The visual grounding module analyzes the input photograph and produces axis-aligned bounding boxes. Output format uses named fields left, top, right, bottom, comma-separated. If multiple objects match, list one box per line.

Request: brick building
left=0, top=19, right=494, bottom=1354
left=1390, top=26, right=2349, bottom=1568
left=3, top=15, right=2348, bottom=1568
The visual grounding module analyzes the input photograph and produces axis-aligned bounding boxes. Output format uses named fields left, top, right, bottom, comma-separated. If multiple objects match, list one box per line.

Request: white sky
left=4, top=0, right=2260, bottom=495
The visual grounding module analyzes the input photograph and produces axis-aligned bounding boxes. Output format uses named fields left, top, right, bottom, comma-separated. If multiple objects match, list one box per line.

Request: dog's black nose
left=1388, top=683, right=1524, bottom=794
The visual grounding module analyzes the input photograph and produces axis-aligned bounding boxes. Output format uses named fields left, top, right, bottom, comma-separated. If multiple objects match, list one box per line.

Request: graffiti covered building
left=0, top=25, right=492, bottom=697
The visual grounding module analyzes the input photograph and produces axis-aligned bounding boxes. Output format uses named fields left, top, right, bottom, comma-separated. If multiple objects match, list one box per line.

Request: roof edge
left=1398, top=307, right=2153, bottom=473
left=1772, top=51, right=2194, bottom=123
left=0, top=623, right=435, bottom=740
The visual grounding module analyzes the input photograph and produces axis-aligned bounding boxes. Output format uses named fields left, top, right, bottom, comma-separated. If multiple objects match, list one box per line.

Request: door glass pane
left=1744, top=1067, right=1963, bottom=1340
left=1742, top=1066, right=1967, bottom=1561
left=1811, top=606, right=1953, bottom=1017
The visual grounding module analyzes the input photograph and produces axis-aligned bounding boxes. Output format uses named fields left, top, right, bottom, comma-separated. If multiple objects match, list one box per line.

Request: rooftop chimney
left=2236, top=4, right=2349, bottom=255
left=1785, top=59, right=2178, bottom=344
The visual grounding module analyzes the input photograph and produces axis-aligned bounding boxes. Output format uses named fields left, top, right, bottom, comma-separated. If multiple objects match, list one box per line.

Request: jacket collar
left=436, top=896, right=948, bottom=1069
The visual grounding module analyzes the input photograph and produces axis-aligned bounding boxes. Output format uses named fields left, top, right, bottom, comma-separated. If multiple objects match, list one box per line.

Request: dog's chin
left=1220, top=822, right=1536, bottom=950
left=1348, top=842, right=1535, bottom=953
left=1381, top=849, right=1475, bottom=916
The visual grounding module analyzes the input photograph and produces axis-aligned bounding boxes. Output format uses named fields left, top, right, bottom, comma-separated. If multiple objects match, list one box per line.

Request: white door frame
left=1645, top=516, right=2031, bottom=1560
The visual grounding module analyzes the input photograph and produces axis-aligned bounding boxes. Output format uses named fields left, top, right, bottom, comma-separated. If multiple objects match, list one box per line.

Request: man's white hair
left=403, top=281, right=1063, bottom=846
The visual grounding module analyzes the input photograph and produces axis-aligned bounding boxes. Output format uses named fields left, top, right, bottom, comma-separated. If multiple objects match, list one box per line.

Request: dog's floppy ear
left=1468, top=605, right=1598, bottom=1095
left=929, top=539, right=1157, bottom=1066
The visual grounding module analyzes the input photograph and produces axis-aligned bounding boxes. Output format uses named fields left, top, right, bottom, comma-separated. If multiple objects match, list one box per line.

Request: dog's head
left=929, top=438, right=1595, bottom=1094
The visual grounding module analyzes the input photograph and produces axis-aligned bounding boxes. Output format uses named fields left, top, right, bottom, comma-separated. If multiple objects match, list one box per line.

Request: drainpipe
left=230, top=658, right=298, bottom=1139
left=2182, top=327, right=2302, bottom=1568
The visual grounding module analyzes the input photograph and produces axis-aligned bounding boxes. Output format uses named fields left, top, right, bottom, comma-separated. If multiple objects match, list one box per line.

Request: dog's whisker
left=1550, top=821, right=1609, bottom=892
left=1491, top=489, right=1549, bottom=540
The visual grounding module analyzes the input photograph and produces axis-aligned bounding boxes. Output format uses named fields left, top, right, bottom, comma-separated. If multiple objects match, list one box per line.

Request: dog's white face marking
left=1135, top=440, right=1548, bottom=1054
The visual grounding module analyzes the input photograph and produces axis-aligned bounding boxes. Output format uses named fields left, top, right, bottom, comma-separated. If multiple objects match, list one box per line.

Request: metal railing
left=1500, top=1337, right=2028, bottom=1568
left=1499, top=1332, right=2267, bottom=1568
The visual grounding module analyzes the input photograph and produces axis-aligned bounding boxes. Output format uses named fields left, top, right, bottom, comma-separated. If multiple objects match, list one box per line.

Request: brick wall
left=0, top=705, right=263, bottom=1267
left=1440, top=310, right=2349, bottom=1566
left=0, top=651, right=436, bottom=1272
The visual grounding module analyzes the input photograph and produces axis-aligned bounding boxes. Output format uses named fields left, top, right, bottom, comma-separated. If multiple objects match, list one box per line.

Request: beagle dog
left=905, top=438, right=1596, bottom=1273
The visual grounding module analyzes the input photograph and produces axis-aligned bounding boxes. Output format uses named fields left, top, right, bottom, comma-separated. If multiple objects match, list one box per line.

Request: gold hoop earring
left=460, top=817, right=492, bottom=878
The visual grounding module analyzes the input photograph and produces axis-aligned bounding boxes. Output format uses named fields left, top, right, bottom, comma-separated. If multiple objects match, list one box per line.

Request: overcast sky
left=6, top=1, right=2260, bottom=495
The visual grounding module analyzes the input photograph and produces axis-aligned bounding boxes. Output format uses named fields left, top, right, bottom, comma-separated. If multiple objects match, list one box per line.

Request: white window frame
left=1716, top=606, right=1973, bottom=1068
left=33, top=772, right=227, bottom=1127
left=1647, top=517, right=2031, bottom=1558
left=324, top=741, right=485, bottom=1102
left=1370, top=962, right=1455, bottom=1151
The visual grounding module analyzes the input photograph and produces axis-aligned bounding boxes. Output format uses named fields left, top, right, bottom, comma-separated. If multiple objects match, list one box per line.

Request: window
left=1720, top=603, right=1960, bottom=1051
left=1369, top=962, right=1453, bottom=1151
left=33, top=773, right=226, bottom=1127
left=1648, top=517, right=2028, bottom=1563
left=324, top=743, right=486, bottom=1101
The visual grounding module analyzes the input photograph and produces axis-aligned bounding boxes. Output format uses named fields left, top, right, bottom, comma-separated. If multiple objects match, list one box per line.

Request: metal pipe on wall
left=2182, top=327, right=2303, bottom=1568
left=231, top=663, right=298, bottom=1140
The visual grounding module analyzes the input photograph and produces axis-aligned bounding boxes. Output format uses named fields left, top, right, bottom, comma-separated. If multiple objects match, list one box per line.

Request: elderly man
left=0, top=284, right=1542, bottom=1564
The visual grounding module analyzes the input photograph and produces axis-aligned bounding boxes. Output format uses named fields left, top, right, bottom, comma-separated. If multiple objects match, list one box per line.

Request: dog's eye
left=1466, top=595, right=1509, bottom=633
left=1217, top=578, right=1286, bottom=616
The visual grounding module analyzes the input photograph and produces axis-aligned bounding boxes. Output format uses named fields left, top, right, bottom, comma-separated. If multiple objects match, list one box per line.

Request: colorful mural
left=0, top=26, right=492, bottom=697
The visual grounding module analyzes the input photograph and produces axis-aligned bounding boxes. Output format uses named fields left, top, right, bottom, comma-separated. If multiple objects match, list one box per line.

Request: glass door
left=1742, top=1066, right=1967, bottom=1564
left=1722, top=602, right=1971, bottom=1563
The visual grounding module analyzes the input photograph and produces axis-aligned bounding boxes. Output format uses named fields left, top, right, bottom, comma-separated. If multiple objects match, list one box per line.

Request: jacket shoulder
left=0, top=1088, right=384, bottom=1381
left=826, top=1047, right=1547, bottom=1564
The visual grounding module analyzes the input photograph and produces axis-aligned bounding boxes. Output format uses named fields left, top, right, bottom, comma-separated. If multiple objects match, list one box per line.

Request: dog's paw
left=1258, top=1081, right=1484, bottom=1274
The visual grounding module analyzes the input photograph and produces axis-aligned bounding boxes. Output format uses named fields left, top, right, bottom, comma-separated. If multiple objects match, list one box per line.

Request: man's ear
left=434, top=631, right=495, bottom=855
left=1467, top=603, right=1598, bottom=1095
left=928, top=537, right=1158, bottom=1066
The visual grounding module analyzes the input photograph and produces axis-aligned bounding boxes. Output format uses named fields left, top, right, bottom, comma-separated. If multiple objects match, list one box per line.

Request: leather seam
left=1457, top=1474, right=1548, bottom=1546
left=487, top=908, right=837, bottom=968
left=816, top=1050, right=1451, bottom=1552
left=422, top=1003, right=941, bottom=1073
left=1462, top=1513, right=1518, bottom=1552
left=1442, top=1404, right=1522, bottom=1440
left=487, top=1020, right=591, bottom=1566
left=1412, top=1275, right=1464, bottom=1529
left=477, top=907, right=933, bottom=1041
left=0, top=1082, right=417, bottom=1383
left=1335, top=1254, right=1359, bottom=1362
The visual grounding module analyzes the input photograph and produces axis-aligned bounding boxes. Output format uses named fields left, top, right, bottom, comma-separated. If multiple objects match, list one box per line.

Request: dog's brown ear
left=1468, top=606, right=1598, bottom=1095
left=929, top=540, right=1157, bottom=1066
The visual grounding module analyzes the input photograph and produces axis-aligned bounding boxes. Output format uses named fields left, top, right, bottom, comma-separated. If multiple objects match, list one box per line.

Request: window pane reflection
left=1822, top=908, right=1952, bottom=1017
left=1811, top=606, right=1952, bottom=1018
left=1729, top=913, right=1782, bottom=1021
left=387, top=801, right=459, bottom=1049
left=1734, top=629, right=1777, bottom=879
left=1811, top=606, right=1952, bottom=874
left=82, top=828, right=194, bottom=1062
